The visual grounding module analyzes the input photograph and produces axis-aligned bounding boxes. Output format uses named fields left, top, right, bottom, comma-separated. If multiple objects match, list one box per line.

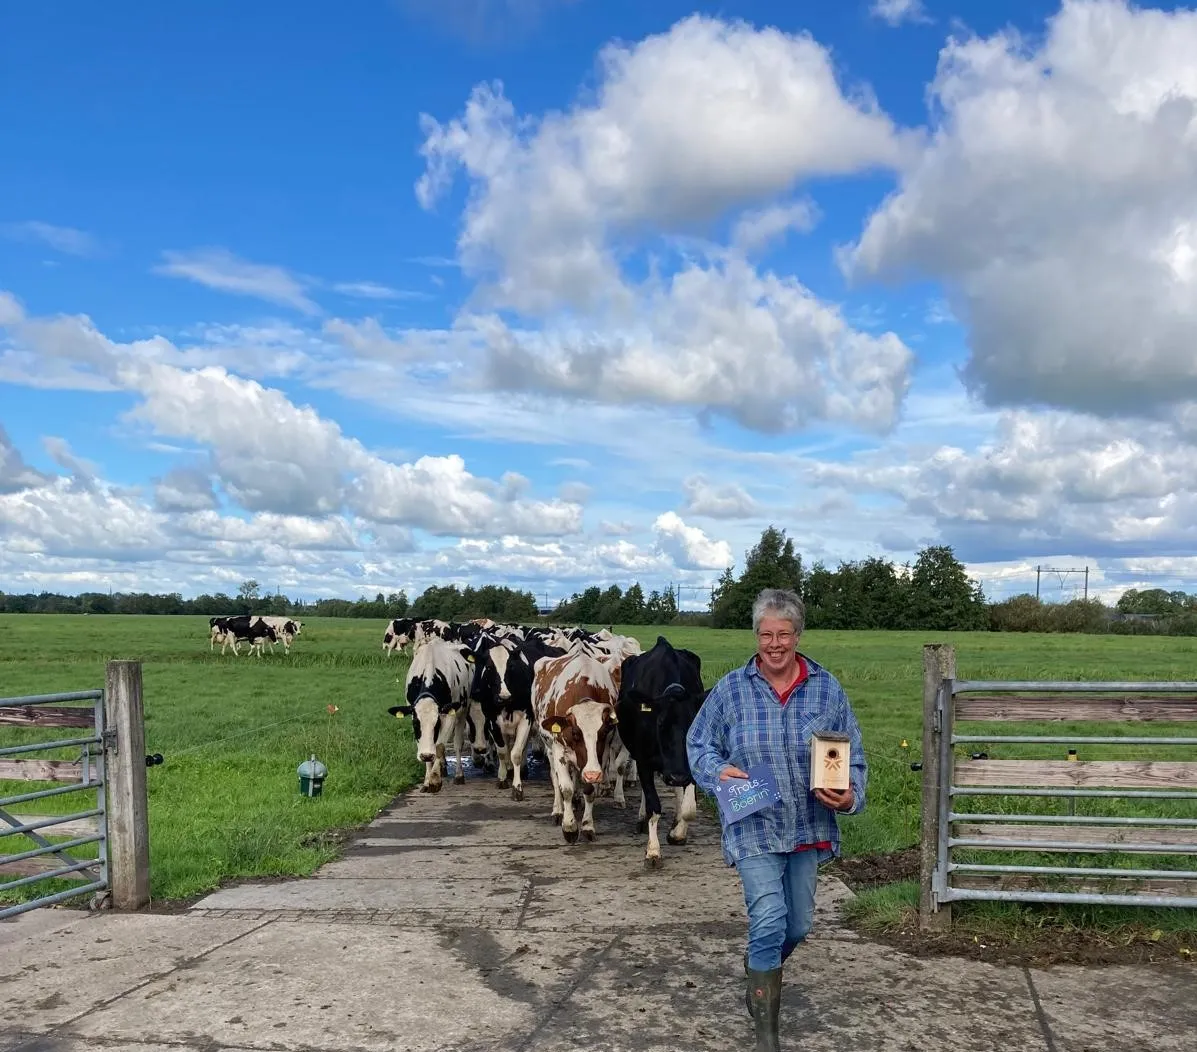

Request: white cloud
left=333, top=281, right=429, bottom=301
left=1, top=221, right=98, bottom=257
left=418, top=14, right=910, bottom=315
left=474, top=257, right=913, bottom=432
left=154, top=466, right=219, bottom=513
left=652, top=511, right=732, bottom=570
left=848, top=0, right=1197, bottom=417
left=731, top=200, right=819, bottom=254
left=0, top=425, right=49, bottom=494
left=869, top=0, right=931, bottom=28
left=680, top=475, right=758, bottom=519
left=155, top=249, right=320, bottom=314
left=813, top=407, right=1197, bottom=559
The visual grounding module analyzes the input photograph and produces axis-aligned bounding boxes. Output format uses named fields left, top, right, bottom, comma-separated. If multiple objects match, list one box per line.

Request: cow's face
left=542, top=700, right=618, bottom=783
left=467, top=646, right=498, bottom=703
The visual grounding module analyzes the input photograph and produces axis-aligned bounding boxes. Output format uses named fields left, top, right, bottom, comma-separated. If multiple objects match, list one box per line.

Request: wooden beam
left=0, top=759, right=97, bottom=782
left=0, top=814, right=98, bottom=838
left=0, top=705, right=94, bottom=729
left=954, top=695, right=1197, bottom=722
left=953, top=873, right=1197, bottom=897
left=953, top=822, right=1197, bottom=851
left=0, top=856, right=98, bottom=880
left=919, top=643, right=955, bottom=932
left=106, top=660, right=149, bottom=911
left=954, top=759, right=1197, bottom=790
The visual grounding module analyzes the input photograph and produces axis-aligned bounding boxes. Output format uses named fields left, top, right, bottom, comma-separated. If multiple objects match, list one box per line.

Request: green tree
left=908, top=545, right=987, bottom=630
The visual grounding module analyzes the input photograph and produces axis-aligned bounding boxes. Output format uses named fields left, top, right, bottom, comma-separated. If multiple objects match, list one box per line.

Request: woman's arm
left=686, top=682, right=730, bottom=796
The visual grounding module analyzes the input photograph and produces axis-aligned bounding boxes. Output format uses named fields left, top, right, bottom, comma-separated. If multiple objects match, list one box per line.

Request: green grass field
left=2, top=614, right=1196, bottom=948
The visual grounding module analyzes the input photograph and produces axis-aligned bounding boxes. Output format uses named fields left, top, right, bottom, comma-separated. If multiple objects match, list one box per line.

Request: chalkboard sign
left=714, top=766, right=780, bottom=824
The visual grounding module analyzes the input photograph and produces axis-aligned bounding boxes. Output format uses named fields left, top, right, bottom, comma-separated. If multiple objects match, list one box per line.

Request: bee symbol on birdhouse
left=810, top=732, right=851, bottom=791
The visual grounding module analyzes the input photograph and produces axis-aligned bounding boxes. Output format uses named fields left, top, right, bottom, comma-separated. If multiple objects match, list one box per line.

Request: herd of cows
left=382, top=615, right=710, bottom=867
left=208, top=614, right=303, bottom=656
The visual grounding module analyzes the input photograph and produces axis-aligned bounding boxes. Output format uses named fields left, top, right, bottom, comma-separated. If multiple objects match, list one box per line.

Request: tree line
left=4, top=529, right=1196, bottom=635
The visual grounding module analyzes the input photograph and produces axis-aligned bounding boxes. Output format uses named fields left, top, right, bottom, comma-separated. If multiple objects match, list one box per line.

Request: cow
left=387, top=636, right=472, bottom=793
left=252, top=616, right=299, bottom=654
left=211, top=614, right=277, bottom=657
left=383, top=617, right=419, bottom=656
left=468, top=634, right=564, bottom=801
left=615, top=636, right=708, bottom=868
left=533, top=645, right=630, bottom=843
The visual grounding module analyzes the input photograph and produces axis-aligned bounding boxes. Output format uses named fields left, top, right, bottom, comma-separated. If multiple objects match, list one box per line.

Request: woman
left=686, top=588, right=867, bottom=1051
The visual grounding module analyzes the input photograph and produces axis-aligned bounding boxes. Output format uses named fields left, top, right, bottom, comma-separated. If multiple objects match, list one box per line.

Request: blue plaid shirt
left=686, top=653, right=867, bottom=867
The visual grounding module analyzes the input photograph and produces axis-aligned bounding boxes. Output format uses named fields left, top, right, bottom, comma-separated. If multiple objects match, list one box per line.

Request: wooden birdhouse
left=809, top=732, right=851, bottom=791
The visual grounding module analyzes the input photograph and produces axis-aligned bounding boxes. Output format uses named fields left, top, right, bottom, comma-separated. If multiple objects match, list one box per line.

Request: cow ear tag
left=610, top=714, right=618, bottom=724
left=395, top=712, right=405, bottom=720
left=466, top=654, right=475, bottom=663
left=640, top=704, right=652, bottom=713
left=551, top=722, right=562, bottom=733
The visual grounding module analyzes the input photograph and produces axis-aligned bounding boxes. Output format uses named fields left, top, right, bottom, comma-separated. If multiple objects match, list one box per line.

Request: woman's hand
left=814, top=787, right=855, bottom=812
left=719, top=765, right=749, bottom=781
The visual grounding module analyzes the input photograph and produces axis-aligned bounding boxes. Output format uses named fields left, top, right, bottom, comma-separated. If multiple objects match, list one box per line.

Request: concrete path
left=2, top=769, right=1195, bottom=1052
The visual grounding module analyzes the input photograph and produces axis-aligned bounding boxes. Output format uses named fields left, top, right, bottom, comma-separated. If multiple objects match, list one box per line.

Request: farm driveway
left=3, top=769, right=1195, bottom=1052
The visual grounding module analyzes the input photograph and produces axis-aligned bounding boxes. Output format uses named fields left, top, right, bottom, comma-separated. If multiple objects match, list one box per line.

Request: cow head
left=542, top=701, right=619, bottom=784
left=392, top=673, right=464, bottom=762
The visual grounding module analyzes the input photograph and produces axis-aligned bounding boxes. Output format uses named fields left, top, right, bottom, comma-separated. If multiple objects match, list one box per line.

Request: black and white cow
left=615, top=635, right=708, bottom=867
left=210, top=615, right=278, bottom=658
left=387, top=636, right=473, bottom=792
left=253, top=616, right=300, bottom=653
left=468, top=634, right=564, bottom=800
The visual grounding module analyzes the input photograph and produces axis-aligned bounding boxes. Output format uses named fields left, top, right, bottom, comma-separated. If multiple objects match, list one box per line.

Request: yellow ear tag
left=640, top=704, right=652, bottom=713
left=466, top=655, right=475, bottom=663
left=551, top=722, right=562, bottom=734
left=395, top=712, right=405, bottom=720
left=610, top=714, right=618, bottom=724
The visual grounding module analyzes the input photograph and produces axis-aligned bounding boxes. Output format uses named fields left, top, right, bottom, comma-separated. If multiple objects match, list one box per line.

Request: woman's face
left=755, top=615, right=798, bottom=676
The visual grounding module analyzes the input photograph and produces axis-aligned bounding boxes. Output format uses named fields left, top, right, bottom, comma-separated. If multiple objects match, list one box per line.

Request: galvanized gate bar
left=931, top=670, right=1197, bottom=918
left=0, top=686, right=110, bottom=920
left=953, top=680, right=1197, bottom=692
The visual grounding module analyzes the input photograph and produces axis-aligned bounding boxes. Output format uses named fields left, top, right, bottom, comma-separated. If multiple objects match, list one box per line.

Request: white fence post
left=105, top=660, right=150, bottom=910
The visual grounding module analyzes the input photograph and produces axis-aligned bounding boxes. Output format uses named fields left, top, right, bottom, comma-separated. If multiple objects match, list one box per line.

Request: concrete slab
left=192, top=874, right=529, bottom=913
left=0, top=908, right=90, bottom=949
left=2, top=1042, right=265, bottom=1052
left=0, top=914, right=268, bottom=1033
left=1031, top=963, right=1197, bottom=1051
left=68, top=923, right=553, bottom=1052
left=514, top=931, right=1050, bottom=1052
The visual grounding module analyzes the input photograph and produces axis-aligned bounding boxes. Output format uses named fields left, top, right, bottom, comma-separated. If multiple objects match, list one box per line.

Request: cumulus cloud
left=155, top=249, right=320, bottom=314
left=652, top=511, right=733, bottom=570
left=0, top=425, right=49, bottom=494
left=731, top=200, right=819, bottom=254
left=680, top=475, right=758, bottom=519
left=848, top=0, right=1197, bottom=417
left=474, top=258, right=913, bottom=432
left=869, top=0, right=931, bottom=28
left=419, top=15, right=908, bottom=313
left=813, top=408, right=1197, bottom=559
left=154, top=466, right=220, bottom=512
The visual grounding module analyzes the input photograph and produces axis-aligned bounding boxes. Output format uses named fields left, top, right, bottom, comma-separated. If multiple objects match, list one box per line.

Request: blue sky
left=4, top=0, right=1197, bottom=606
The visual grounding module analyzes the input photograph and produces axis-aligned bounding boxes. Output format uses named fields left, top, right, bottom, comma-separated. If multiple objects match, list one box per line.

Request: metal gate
left=0, top=688, right=110, bottom=920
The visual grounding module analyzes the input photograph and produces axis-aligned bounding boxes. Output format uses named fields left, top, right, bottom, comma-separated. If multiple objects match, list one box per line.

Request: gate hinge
left=101, top=729, right=118, bottom=751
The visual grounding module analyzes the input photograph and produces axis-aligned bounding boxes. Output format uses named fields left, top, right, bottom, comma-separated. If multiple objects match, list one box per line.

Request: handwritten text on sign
left=714, top=765, right=779, bottom=824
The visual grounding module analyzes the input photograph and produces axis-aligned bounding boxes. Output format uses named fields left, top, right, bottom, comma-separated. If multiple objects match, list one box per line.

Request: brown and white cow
left=533, top=645, right=631, bottom=843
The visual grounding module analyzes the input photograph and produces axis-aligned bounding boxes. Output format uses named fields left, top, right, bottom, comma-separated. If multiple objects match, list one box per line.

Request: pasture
left=2, top=614, right=1196, bottom=947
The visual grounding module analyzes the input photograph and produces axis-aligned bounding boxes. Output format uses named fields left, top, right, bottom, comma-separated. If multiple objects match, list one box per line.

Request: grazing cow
left=387, top=637, right=472, bottom=793
left=212, top=614, right=277, bottom=657
left=253, top=616, right=299, bottom=654
left=616, top=636, right=708, bottom=867
left=383, top=617, right=419, bottom=656
left=533, top=646, right=630, bottom=842
left=469, top=635, right=564, bottom=800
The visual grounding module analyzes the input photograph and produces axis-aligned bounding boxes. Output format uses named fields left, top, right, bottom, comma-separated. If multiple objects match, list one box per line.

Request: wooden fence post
left=105, top=660, right=150, bottom=910
left=919, top=643, right=955, bottom=931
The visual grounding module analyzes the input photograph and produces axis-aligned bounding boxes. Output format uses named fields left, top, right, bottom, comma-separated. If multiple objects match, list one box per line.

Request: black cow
left=468, top=633, right=565, bottom=801
left=615, top=635, right=708, bottom=868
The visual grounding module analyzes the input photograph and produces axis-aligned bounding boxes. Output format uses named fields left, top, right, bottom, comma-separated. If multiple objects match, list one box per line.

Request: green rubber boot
left=746, top=967, right=782, bottom=1052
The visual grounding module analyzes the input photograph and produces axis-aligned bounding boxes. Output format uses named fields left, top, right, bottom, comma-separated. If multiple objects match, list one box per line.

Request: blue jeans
left=735, top=850, right=819, bottom=970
